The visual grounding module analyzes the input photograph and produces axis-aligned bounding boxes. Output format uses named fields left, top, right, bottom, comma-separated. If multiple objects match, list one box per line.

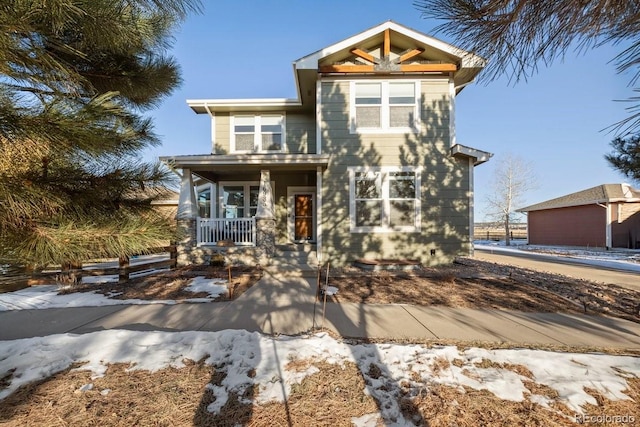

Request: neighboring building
left=161, top=21, right=491, bottom=267
left=150, top=188, right=179, bottom=219
left=518, top=184, right=640, bottom=249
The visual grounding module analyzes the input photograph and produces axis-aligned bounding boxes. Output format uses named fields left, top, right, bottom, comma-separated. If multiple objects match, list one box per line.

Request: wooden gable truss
left=319, top=29, right=458, bottom=74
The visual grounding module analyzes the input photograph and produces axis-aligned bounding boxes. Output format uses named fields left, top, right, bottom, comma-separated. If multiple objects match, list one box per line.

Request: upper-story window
left=350, top=81, right=420, bottom=133
left=232, top=114, right=285, bottom=153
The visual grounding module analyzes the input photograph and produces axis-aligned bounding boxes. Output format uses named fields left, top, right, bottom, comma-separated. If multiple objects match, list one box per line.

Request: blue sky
left=146, top=0, right=632, bottom=220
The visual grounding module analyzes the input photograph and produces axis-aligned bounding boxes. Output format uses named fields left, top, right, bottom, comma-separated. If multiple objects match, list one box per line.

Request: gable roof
left=294, top=20, right=485, bottom=97
left=188, top=20, right=486, bottom=114
left=518, top=184, right=640, bottom=212
left=294, top=21, right=484, bottom=74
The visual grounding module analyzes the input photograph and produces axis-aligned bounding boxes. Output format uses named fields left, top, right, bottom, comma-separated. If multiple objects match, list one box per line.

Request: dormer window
left=350, top=80, right=420, bottom=134
left=231, top=114, right=285, bottom=153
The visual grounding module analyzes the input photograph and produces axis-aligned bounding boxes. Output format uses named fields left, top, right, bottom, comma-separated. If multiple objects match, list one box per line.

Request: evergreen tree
left=0, top=0, right=200, bottom=268
left=414, top=0, right=640, bottom=135
left=606, top=135, right=640, bottom=183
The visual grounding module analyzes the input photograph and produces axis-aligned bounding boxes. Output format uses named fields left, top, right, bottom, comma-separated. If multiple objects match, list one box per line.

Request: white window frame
left=218, top=181, right=276, bottom=218
left=218, top=181, right=260, bottom=218
left=195, top=182, right=216, bottom=218
left=349, top=80, right=420, bottom=134
left=230, top=114, right=286, bottom=153
left=349, top=166, right=422, bottom=233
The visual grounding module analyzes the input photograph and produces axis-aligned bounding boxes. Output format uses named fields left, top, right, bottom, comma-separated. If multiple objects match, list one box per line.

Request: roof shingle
left=517, top=184, right=640, bottom=212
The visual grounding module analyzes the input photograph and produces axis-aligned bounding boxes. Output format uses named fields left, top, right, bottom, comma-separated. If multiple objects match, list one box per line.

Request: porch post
left=176, top=168, right=198, bottom=266
left=256, top=169, right=274, bottom=219
left=255, top=169, right=276, bottom=263
left=177, top=168, right=197, bottom=219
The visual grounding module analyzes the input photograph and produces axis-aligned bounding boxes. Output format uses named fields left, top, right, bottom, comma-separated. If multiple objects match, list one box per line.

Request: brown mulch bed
left=323, top=258, right=640, bottom=323
left=1, top=358, right=637, bottom=426
left=51, top=256, right=640, bottom=324
left=60, top=265, right=262, bottom=301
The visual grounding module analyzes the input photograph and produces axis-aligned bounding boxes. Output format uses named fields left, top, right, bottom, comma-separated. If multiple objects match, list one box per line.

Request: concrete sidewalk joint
left=1, top=271, right=639, bottom=350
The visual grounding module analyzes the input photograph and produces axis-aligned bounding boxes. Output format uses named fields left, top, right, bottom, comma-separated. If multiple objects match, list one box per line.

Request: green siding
left=285, top=113, right=316, bottom=154
left=213, top=112, right=315, bottom=154
left=214, top=113, right=230, bottom=154
left=319, top=78, right=471, bottom=266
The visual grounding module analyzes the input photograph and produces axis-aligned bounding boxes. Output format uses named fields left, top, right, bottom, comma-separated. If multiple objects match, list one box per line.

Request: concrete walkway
left=1, top=271, right=640, bottom=350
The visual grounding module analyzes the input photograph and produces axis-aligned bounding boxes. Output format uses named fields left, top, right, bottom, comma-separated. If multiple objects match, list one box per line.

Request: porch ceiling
left=160, top=153, right=330, bottom=172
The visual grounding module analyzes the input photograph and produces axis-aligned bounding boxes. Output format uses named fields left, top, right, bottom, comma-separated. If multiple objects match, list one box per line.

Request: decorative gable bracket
left=319, top=28, right=458, bottom=74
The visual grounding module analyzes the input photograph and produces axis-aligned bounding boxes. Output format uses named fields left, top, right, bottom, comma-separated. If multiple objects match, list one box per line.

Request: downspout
left=596, top=203, right=612, bottom=249
left=316, top=166, right=323, bottom=264
left=449, top=78, right=456, bottom=147
left=468, top=157, right=474, bottom=256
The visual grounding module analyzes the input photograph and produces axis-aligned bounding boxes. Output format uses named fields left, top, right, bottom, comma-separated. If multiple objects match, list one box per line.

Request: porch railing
left=197, top=217, right=256, bottom=246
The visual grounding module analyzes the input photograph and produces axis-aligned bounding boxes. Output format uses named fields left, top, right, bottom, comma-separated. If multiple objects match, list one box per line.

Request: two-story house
left=161, top=21, right=491, bottom=267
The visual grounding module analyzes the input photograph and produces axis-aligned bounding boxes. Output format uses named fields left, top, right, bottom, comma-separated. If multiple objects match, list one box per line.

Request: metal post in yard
left=321, top=261, right=330, bottom=330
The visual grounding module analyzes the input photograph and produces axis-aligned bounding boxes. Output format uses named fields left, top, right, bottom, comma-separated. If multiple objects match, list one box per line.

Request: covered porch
left=160, top=153, right=329, bottom=265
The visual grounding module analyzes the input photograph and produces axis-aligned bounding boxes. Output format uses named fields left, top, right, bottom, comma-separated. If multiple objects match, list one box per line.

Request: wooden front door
left=294, top=194, right=314, bottom=241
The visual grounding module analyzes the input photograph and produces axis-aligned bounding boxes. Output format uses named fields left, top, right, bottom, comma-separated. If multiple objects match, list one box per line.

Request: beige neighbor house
left=518, top=184, right=640, bottom=249
left=161, top=21, right=491, bottom=267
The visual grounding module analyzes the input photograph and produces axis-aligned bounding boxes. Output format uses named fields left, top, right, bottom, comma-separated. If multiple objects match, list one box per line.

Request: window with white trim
left=220, top=182, right=260, bottom=218
left=196, top=183, right=215, bottom=218
left=232, top=115, right=284, bottom=152
left=349, top=167, right=421, bottom=232
left=350, top=81, right=419, bottom=133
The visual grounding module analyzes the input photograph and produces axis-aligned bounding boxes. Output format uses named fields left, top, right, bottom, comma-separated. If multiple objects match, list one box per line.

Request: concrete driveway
left=474, top=247, right=640, bottom=292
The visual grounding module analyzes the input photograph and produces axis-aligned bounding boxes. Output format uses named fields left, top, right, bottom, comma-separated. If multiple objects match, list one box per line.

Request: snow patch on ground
left=1, top=330, right=638, bottom=423
left=185, top=277, right=227, bottom=298
left=0, top=276, right=227, bottom=311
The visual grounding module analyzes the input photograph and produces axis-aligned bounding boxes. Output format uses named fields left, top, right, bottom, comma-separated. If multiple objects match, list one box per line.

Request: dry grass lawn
left=2, top=257, right=639, bottom=425
left=54, top=257, right=639, bottom=326
left=62, top=265, right=262, bottom=301
left=0, top=358, right=637, bottom=426
left=324, top=258, right=640, bottom=323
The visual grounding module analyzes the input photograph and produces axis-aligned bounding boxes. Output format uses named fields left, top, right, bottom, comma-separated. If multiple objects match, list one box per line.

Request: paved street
left=474, top=248, right=640, bottom=292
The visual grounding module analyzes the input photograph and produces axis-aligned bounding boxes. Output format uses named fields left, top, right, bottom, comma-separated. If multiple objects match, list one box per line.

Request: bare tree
left=485, top=154, right=537, bottom=245
left=414, top=0, right=640, bottom=135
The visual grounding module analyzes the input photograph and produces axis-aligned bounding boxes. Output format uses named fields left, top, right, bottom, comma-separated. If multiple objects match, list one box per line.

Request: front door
left=288, top=187, right=316, bottom=243
left=294, top=194, right=313, bottom=241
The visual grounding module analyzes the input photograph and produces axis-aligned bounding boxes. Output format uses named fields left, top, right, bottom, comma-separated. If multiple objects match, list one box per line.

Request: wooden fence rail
left=473, top=231, right=528, bottom=241
left=1, top=245, right=178, bottom=288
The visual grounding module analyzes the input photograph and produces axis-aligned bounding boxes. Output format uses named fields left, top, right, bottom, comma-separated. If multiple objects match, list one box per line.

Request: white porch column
left=255, top=169, right=275, bottom=263
left=177, top=168, right=197, bottom=219
left=176, top=168, right=198, bottom=267
left=255, top=170, right=274, bottom=219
